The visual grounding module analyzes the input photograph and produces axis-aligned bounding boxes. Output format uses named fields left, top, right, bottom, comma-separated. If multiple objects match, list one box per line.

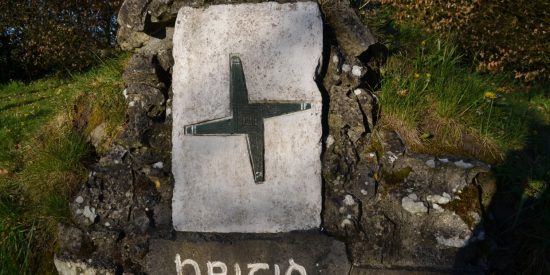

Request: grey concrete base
left=146, top=233, right=350, bottom=275
left=171, top=2, right=324, bottom=232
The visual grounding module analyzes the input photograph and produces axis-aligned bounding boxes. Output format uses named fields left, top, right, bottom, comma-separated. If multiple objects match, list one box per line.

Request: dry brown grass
left=378, top=110, right=503, bottom=163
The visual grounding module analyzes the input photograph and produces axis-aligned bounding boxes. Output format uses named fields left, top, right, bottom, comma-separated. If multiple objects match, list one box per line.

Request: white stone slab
left=172, top=2, right=323, bottom=233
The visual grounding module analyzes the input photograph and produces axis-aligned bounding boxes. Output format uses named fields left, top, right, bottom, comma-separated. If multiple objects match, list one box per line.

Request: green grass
left=0, top=54, right=127, bottom=274
left=376, top=26, right=550, bottom=163
left=0, top=194, right=36, bottom=274
left=0, top=79, right=65, bottom=170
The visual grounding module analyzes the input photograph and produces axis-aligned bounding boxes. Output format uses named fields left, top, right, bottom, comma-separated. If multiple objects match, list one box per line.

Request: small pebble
left=387, top=153, right=398, bottom=164
left=454, top=160, right=474, bottom=169
left=342, top=64, right=351, bottom=72
left=432, top=203, right=444, bottom=212
left=343, top=194, right=355, bottom=206
left=326, top=135, right=335, bottom=147
left=340, top=218, right=353, bottom=228
left=75, top=196, right=84, bottom=204
left=83, top=206, right=97, bottom=223
left=351, top=65, right=363, bottom=77
left=152, top=161, right=164, bottom=169
left=402, top=195, right=428, bottom=214
left=427, top=194, right=451, bottom=204
left=338, top=207, right=346, bottom=214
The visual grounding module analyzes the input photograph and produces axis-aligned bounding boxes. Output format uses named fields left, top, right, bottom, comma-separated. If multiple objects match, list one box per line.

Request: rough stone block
left=146, top=233, right=350, bottom=274
left=171, top=2, right=324, bottom=232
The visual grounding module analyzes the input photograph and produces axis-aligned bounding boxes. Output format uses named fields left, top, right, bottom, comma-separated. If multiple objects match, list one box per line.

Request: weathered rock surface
left=320, top=13, right=490, bottom=270
left=54, top=257, right=114, bottom=275
left=323, top=128, right=490, bottom=271
left=117, top=0, right=302, bottom=52
left=324, top=1, right=377, bottom=57
left=147, top=233, right=350, bottom=274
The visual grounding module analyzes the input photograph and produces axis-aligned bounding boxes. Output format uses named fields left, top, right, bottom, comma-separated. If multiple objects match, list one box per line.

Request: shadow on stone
left=454, top=118, right=550, bottom=273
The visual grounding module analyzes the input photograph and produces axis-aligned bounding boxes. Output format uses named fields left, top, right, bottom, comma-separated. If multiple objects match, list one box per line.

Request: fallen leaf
left=155, top=179, right=161, bottom=189
left=420, top=132, right=433, bottom=140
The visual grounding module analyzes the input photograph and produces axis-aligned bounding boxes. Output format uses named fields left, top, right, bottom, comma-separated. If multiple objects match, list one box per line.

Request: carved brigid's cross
left=184, top=55, right=311, bottom=183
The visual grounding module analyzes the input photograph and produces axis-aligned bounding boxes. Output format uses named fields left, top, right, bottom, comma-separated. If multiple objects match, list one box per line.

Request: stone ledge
left=146, top=232, right=350, bottom=274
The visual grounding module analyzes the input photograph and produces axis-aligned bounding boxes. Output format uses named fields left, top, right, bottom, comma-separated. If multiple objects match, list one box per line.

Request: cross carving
left=184, top=55, right=312, bottom=183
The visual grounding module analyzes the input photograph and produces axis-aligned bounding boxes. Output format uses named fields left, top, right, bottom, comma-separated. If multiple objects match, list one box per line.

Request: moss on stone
left=382, top=166, right=412, bottom=186
left=442, top=183, right=482, bottom=229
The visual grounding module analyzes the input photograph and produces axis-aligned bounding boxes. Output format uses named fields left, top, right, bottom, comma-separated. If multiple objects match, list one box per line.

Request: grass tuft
left=377, top=26, right=548, bottom=163
left=0, top=54, right=128, bottom=274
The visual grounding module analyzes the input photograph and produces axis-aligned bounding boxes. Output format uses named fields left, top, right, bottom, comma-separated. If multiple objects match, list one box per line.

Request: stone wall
left=55, top=0, right=491, bottom=273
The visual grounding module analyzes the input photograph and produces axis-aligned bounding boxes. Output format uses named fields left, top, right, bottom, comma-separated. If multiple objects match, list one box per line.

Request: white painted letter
left=247, top=263, right=269, bottom=275
left=207, top=261, right=228, bottom=275
left=175, top=254, right=183, bottom=275
left=175, top=254, right=201, bottom=275
left=285, top=259, right=306, bottom=275
left=274, top=264, right=280, bottom=275
left=235, top=263, right=242, bottom=275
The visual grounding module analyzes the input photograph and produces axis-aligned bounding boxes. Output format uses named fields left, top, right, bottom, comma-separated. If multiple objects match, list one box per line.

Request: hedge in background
left=0, top=1, right=122, bottom=82
left=382, top=0, right=550, bottom=83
